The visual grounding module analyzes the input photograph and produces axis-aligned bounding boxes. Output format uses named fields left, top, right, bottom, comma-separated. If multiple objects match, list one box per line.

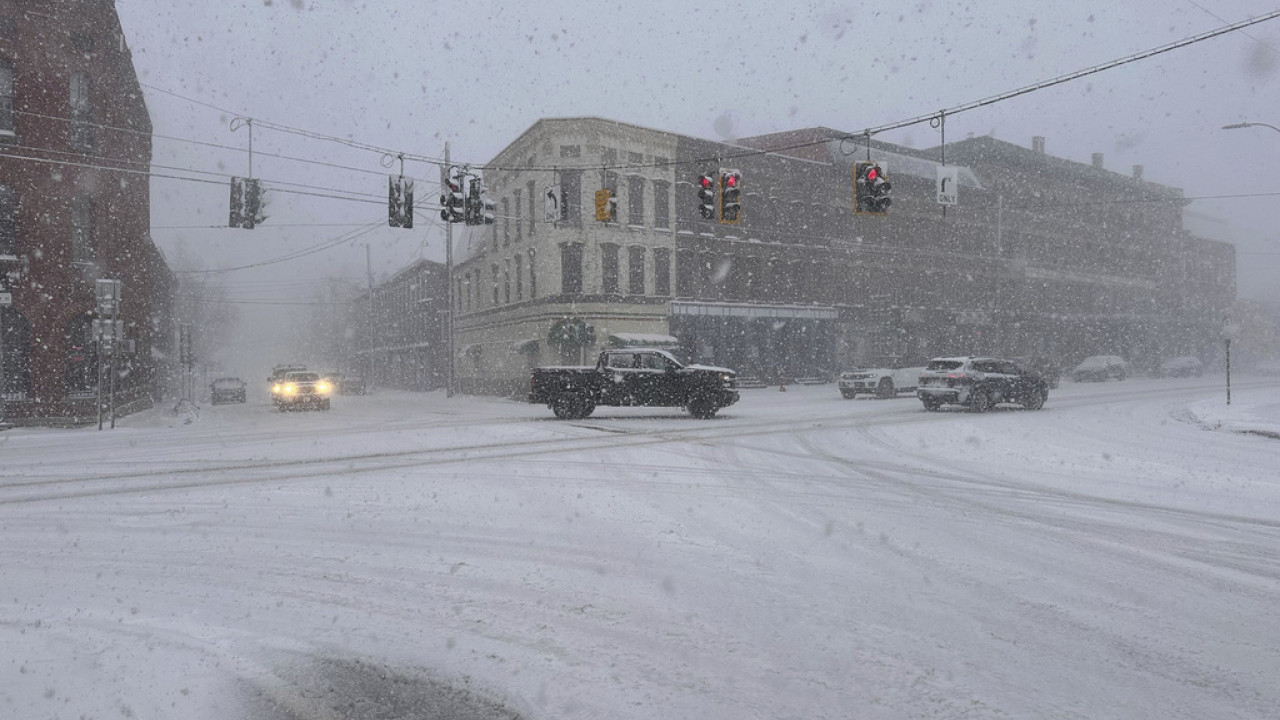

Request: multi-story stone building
left=0, top=0, right=175, bottom=425
left=351, top=258, right=448, bottom=391
left=450, top=117, right=1234, bottom=394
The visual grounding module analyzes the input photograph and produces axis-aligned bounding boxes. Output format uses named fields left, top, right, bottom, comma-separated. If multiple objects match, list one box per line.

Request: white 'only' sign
left=936, top=166, right=959, bottom=206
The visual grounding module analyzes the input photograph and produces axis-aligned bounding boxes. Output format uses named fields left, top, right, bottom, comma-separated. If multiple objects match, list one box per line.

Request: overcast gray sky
left=110, top=0, right=1280, bottom=365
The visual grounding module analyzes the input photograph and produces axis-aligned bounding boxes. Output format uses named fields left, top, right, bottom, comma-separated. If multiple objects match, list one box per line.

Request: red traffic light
left=724, top=173, right=738, bottom=188
left=866, top=167, right=878, bottom=181
left=699, top=174, right=714, bottom=189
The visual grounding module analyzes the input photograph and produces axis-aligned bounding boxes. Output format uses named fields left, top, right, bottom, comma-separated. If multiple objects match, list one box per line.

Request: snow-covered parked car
left=1154, top=356, right=1204, bottom=378
left=209, top=377, right=247, bottom=405
left=839, top=356, right=928, bottom=399
left=1071, top=355, right=1129, bottom=382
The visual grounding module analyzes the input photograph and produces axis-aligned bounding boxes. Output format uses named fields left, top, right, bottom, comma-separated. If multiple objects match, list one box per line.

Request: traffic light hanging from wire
left=855, top=162, right=892, bottom=215
left=467, top=176, right=495, bottom=226
left=719, top=169, right=741, bottom=224
left=696, top=172, right=716, bottom=219
left=388, top=175, right=414, bottom=229
left=229, top=176, right=266, bottom=229
left=439, top=169, right=465, bottom=223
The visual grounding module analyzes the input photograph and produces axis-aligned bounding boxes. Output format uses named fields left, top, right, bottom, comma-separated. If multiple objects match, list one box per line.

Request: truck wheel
left=921, top=396, right=941, bottom=411
left=1020, top=388, right=1046, bottom=410
left=876, top=378, right=895, bottom=399
left=687, top=396, right=720, bottom=419
left=840, top=390, right=856, bottom=399
left=552, top=394, right=594, bottom=420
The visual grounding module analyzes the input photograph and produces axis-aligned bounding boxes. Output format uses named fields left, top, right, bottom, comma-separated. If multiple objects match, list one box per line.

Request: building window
left=513, top=189, right=522, bottom=242
left=503, top=259, right=511, bottom=304
left=0, top=185, right=15, bottom=255
left=560, top=171, right=581, bottom=226
left=628, top=246, right=645, bottom=295
left=654, top=248, right=671, bottom=296
left=464, top=273, right=472, bottom=311
left=71, top=195, right=94, bottom=263
left=627, top=176, right=645, bottom=226
left=559, top=144, right=581, bottom=158
left=514, top=254, right=523, bottom=300
left=601, top=243, right=619, bottom=295
left=69, top=72, right=94, bottom=151
left=0, top=59, right=13, bottom=135
left=528, top=248, right=537, bottom=299
left=501, top=197, right=510, bottom=246
left=0, top=307, right=32, bottom=400
left=653, top=180, right=670, bottom=229
left=675, top=249, right=695, bottom=297
left=65, top=314, right=97, bottom=394
left=491, top=263, right=500, bottom=305
left=560, top=243, right=583, bottom=295
left=455, top=277, right=462, bottom=312
left=70, top=32, right=95, bottom=54
left=526, top=181, right=536, bottom=236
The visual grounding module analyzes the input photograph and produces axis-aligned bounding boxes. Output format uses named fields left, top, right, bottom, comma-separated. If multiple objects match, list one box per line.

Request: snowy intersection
left=2, top=377, right=1279, bottom=720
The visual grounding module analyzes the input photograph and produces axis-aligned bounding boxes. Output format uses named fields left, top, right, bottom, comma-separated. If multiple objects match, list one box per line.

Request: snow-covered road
left=2, top=377, right=1278, bottom=719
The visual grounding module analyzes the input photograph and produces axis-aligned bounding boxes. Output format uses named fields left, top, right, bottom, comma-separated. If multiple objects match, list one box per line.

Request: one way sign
left=936, top=166, right=958, bottom=206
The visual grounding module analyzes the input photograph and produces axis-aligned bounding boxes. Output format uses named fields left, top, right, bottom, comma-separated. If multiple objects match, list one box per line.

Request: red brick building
left=1, top=0, right=174, bottom=425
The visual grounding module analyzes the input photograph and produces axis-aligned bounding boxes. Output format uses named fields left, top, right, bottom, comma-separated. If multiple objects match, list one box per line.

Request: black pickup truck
left=529, top=348, right=740, bottom=419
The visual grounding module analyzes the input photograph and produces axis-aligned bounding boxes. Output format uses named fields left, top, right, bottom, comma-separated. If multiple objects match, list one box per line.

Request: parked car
left=838, top=356, right=928, bottom=399
left=916, top=356, right=1048, bottom=412
left=209, top=377, right=247, bottom=405
left=334, top=373, right=368, bottom=395
left=529, top=348, right=739, bottom=419
left=1010, top=356, right=1062, bottom=388
left=1070, top=355, right=1129, bottom=382
left=274, top=371, right=333, bottom=411
left=1154, top=356, right=1204, bottom=378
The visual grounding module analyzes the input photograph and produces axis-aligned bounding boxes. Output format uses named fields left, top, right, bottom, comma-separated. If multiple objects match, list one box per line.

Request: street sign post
left=936, top=166, right=959, bottom=206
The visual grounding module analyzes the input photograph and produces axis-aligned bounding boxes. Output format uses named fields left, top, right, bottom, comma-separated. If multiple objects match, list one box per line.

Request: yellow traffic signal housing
left=595, top=188, right=614, bottom=223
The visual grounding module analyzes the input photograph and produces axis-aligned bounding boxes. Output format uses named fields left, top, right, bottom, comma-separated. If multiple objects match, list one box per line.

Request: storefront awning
left=512, top=338, right=540, bottom=354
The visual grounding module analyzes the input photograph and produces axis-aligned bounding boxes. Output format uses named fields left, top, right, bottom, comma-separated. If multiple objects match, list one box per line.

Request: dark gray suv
left=916, top=356, right=1049, bottom=412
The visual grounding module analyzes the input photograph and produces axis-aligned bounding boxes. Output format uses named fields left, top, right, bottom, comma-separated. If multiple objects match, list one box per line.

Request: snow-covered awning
left=512, top=338, right=540, bottom=354
left=607, top=333, right=680, bottom=348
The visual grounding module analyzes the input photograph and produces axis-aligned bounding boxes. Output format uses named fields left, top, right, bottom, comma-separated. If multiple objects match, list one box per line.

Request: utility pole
left=366, top=243, right=375, bottom=391
left=445, top=142, right=455, bottom=398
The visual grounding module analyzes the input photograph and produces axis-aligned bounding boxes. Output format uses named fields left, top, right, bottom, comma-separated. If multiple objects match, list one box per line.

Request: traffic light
left=696, top=172, right=716, bottom=219
left=388, top=175, right=414, bottom=229
left=594, top=188, right=616, bottom=223
left=467, top=177, right=495, bottom=226
left=855, top=162, right=891, bottom=215
left=228, top=177, right=244, bottom=228
left=719, top=169, right=741, bottom=224
left=439, top=170, right=465, bottom=223
left=239, top=178, right=265, bottom=229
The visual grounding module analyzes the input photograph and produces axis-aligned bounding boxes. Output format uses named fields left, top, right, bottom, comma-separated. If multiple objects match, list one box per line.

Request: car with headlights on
left=274, top=371, right=333, bottom=411
left=916, top=356, right=1048, bottom=412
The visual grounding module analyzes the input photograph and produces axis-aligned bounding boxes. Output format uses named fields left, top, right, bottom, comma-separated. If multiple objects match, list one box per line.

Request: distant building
left=450, top=118, right=1234, bottom=392
left=350, top=258, right=449, bottom=391
left=0, top=0, right=175, bottom=425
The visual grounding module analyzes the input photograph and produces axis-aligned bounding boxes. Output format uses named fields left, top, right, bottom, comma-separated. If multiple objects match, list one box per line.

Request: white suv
left=839, top=356, right=928, bottom=399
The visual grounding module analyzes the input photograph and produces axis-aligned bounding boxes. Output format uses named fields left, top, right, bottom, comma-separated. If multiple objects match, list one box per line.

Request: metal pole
left=96, top=327, right=104, bottom=430
left=366, top=243, right=375, bottom=391
left=445, top=142, right=455, bottom=398
left=1225, top=337, right=1232, bottom=405
left=109, top=314, right=118, bottom=429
